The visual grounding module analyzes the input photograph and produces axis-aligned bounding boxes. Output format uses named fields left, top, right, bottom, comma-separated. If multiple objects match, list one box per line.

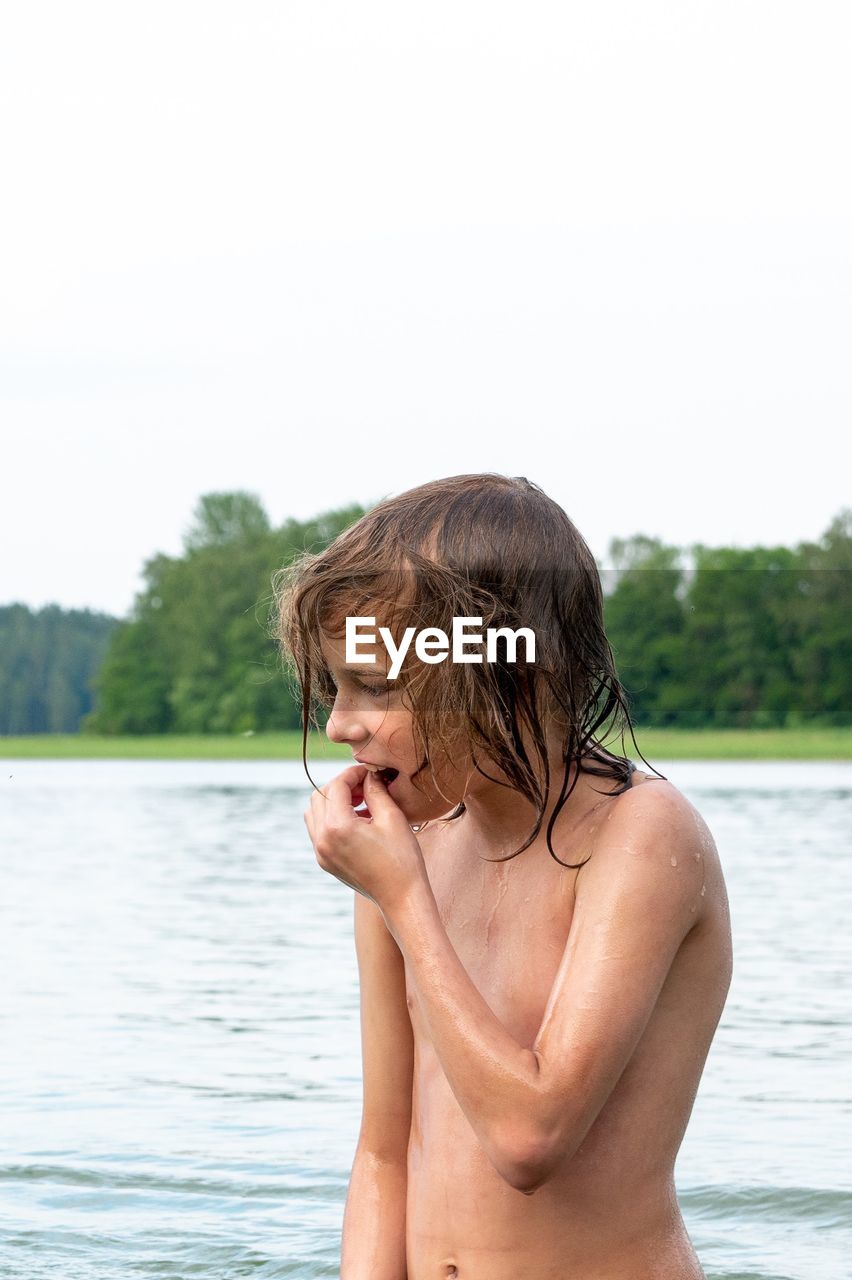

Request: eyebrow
left=329, top=664, right=390, bottom=677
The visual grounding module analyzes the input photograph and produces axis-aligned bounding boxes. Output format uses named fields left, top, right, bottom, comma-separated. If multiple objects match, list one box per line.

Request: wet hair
left=272, top=472, right=663, bottom=868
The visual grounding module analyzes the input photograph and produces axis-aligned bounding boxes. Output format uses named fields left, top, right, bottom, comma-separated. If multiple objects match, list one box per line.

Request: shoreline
left=1, top=727, right=850, bottom=760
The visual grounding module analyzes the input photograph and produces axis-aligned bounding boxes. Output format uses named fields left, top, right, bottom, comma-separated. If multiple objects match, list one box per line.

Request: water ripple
left=1, top=759, right=850, bottom=1280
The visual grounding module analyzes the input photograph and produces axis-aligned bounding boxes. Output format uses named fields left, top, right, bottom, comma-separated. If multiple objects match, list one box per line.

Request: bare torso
left=403, top=767, right=732, bottom=1280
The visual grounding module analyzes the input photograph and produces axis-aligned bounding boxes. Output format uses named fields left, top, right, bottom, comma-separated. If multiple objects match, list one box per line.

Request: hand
left=304, top=764, right=428, bottom=915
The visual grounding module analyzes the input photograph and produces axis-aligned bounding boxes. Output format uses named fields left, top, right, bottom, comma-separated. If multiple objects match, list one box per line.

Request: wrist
left=382, top=872, right=434, bottom=947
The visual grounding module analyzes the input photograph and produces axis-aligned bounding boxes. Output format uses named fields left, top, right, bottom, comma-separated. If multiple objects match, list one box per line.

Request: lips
left=351, top=761, right=401, bottom=815
left=355, top=760, right=400, bottom=785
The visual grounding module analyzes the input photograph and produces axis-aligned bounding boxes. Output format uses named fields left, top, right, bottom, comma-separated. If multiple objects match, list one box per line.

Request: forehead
left=319, top=628, right=390, bottom=675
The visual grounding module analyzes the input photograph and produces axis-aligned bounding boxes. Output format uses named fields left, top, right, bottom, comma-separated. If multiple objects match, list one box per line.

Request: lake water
left=1, top=759, right=850, bottom=1279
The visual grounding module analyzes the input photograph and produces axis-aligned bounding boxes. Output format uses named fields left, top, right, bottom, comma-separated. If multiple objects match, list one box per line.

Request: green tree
left=603, top=536, right=686, bottom=726
left=85, top=493, right=368, bottom=734
left=17, top=499, right=849, bottom=737
left=601, top=514, right=851, bottom=728
left=183, top=491, right=271, bottom=551
left=787, top=509, right=852, bottom=724
left=680, top=544, right=800, bottom=728
left=0, top=604, right=118, bottom=733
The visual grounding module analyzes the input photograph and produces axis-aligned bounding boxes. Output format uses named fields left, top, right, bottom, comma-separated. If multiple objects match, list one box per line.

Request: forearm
left=383, top=879, right=541, bottom=1185
left=340, top=1143, right=408, bottom=1280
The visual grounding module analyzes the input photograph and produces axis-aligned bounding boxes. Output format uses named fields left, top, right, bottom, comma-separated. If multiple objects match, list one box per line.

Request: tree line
left=83, top=493, right=365, bottom=735
left=602, top=512, right=850, bottom=727
left=1, top=493, right=849, bottom=734
left=0, top=603, right=117, bottom=734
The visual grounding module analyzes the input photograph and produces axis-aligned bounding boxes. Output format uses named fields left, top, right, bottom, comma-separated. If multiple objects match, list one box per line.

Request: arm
left=382, top=784, right=707, bottom=1193
left=340, top=890, right=414, bottom=1280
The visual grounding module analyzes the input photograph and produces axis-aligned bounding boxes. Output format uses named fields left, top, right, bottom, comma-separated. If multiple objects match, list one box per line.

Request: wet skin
left=401, top=778, right=731, bottom=1280
left=310, top=634, right=733, bottom=1278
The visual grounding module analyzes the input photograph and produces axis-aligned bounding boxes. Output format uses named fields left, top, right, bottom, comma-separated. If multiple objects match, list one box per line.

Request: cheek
left=382, top=712, right=416, bottom=751
left=418, top=739, right=472, bottom=797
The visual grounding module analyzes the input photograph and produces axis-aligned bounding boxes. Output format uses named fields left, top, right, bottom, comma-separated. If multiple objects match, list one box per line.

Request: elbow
left=504, top=1151, right=554, bottom=1196
left=504, top=1166, right=547, bottom=1196
left=494, top=1125, right=563, bottom=1196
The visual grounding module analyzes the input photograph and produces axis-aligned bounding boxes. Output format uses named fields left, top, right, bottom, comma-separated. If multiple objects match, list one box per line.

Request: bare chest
left=404, top=823, right=582, bottom=1047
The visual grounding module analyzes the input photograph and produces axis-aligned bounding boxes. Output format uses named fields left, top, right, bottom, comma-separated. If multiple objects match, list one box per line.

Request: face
left=319, top=629, right=473, bottom=824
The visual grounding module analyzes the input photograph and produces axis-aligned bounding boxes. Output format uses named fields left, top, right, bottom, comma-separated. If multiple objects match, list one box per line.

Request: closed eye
left=326, top=674, right=390, bottom=700
left=358, top=680, right=390, bottom=699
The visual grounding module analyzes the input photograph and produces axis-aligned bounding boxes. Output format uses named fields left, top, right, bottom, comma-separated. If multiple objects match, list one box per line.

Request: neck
left=454, top=748, right=599, bottom=858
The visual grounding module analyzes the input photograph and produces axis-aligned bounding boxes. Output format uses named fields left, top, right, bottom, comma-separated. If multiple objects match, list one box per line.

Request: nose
left=325, top=696, right=370, bottom=747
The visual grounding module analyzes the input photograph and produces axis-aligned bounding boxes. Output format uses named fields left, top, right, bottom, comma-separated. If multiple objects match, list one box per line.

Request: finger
left=362, top=768, right=397, bottom=814
left=324, top=768, right=369, bottom=821
left=330, top=764, right=370, bottom=792
left=315, top=765, right=368, bottom=803
left=310, top=784, right=335, bottom=816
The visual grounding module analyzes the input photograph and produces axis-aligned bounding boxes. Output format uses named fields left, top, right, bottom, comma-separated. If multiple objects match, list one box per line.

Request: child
left=275, top=473, right=732, bottom=1280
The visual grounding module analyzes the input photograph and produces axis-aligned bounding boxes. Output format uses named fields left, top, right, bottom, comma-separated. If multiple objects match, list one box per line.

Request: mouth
left=352, top=763, right=401, bottom=812
left=355, top=760, right=400, bottom=785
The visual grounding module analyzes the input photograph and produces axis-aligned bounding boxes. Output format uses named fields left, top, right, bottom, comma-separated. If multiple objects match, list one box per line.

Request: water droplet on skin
left=670, top=855, right=678, bottom=867
left=694, top=850, right=701, bottom=861
left=701, top=883, right=706, bottom=896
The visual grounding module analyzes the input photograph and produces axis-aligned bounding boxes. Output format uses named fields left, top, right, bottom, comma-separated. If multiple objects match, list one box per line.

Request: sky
left=2, top=1, right=850, bottom=618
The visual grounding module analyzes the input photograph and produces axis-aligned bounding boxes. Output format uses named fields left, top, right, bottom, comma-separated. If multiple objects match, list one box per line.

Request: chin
left=406, top=793, right=461, bottom=825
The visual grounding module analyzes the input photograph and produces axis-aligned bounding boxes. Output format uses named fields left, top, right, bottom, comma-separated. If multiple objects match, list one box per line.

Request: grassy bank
left=1, top=727, right=850, bottom=760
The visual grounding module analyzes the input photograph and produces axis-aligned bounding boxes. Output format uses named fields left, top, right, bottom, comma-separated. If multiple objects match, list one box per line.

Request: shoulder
left=604, top=774, right=711, bottom=855
left=579, top=776, right=711, bottom=922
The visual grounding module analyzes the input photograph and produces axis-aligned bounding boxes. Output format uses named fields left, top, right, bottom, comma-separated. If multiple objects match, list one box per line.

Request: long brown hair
left=272, top=473, right=661, bottom=868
